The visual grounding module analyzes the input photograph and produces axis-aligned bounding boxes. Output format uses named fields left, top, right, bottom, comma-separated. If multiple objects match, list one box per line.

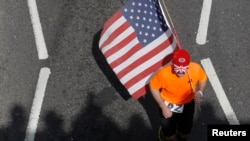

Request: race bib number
left=164, top=101, right=184, bottom=113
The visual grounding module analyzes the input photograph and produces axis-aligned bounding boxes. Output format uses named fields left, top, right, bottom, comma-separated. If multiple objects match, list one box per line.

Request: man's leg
left=158, top=126, right=176, bottom=141
left=159, top=110, right=179, bottom=141
left=177, top=101, right=195, bottom=141
left=165, top=135, right=176, bottom=141
left=176, top=132, right=188, bottom=141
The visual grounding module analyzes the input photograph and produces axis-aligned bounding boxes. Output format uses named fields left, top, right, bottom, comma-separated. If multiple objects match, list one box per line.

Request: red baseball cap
left=172, top=49, right=190, bottom=66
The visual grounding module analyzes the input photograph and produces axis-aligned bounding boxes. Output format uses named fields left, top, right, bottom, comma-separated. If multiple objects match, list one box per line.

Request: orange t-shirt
left=150, top=62, right=207, bottom=104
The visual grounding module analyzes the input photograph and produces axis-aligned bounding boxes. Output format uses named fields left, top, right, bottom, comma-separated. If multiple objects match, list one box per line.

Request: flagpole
left=159, top=0, right=201, bottom=111
left=188, top=71, right=202, bottom=111
left=159, top=0, right=182, bottom=50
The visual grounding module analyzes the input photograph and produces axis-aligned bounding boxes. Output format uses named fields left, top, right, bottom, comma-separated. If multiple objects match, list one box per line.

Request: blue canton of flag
left=121, top=0, right=169, bottom=47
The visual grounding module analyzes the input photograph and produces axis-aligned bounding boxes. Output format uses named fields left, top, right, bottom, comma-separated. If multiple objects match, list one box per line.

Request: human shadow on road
left=35, top=93, right=154, bottom=141
left=35, top=111, right=68, bottom=141
left=0, top=95, right=242, bottom=141
left=0, top=105, right=26, bottom=141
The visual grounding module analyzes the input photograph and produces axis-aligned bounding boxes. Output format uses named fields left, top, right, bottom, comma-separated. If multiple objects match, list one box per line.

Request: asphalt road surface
left=0, top=0, right=250, bottom=141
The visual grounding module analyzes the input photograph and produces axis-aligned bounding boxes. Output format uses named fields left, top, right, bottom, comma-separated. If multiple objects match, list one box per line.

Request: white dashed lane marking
left=26, top=0, right=50, bottom=140
left=24, top=67, right=51, bottom=141
left=201, top=58, right=240, bottom=125
left=27, top=0, right=48, bottom=60
left=196, top=0, right=212, bottom=45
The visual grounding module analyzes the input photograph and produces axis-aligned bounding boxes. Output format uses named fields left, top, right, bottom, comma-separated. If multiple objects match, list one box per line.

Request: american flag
left=99, top=0, right=178, bottom=99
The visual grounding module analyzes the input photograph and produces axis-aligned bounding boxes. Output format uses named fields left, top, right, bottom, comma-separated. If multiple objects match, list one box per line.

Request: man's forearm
left=150, top=85, right=165, bottom=108
left=198, top=80, right=207, bottom=92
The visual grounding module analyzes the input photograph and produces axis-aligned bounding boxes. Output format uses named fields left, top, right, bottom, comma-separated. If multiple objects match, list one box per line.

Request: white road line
left=201, top=58, right=240, bottom=125
left=27, top=0, right=48, bottom=60
left=196, top=0, right=212, bottom=45
left=25, top=67, right=51, bottom=141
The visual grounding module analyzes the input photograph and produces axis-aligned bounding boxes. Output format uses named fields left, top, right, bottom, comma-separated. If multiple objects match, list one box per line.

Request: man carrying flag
left=149, top=49, right=207, bottom=141
left=99, top=0, right=177, bottom=99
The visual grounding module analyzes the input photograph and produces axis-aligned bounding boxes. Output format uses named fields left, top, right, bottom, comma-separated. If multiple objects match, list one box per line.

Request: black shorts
left=159, top=100, right=195, bottom=136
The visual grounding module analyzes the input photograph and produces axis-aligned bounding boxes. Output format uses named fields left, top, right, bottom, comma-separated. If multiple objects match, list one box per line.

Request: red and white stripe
left=99, top=10, right=177, bottom=99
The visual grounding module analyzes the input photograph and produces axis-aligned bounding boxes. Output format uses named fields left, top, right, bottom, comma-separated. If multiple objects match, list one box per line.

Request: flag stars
left=162, top=23, right=167, bottom=28
left=121, top=0, right=169, bottom=46
left=153, top=6, right=157, bottom=11
left=159, top=15, right=163, bottom=19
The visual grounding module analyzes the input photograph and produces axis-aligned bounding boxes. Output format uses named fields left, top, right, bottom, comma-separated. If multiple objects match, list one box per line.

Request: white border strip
left=201, top=58, right=239, bottom=125
left=196, top=0, right=212, bottom=45
left=25, top=67, right=51, bottom=141
left=27, top=0, right=48, bottom=60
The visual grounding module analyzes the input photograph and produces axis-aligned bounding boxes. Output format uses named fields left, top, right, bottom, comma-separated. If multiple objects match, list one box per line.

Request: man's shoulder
left=189, top=62, right=204, bottom=72
left=156, top=64, right=172, bottom=75
left=162, top=64, right=172, bottom=70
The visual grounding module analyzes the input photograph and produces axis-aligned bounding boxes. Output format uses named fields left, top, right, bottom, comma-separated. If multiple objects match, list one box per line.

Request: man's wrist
left=198, top=91, right=203, bottom=97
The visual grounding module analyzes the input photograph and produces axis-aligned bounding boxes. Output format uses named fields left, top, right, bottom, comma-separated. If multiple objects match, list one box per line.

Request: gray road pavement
left=0, top=0, right=249, bottom=141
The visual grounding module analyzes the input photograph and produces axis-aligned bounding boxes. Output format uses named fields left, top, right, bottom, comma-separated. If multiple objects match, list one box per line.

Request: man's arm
left=150, top=85, right=165, bottom=108
left=195, top=79, right=208, bottom=105
left=149, top=84, right=172, bottom=118
left=197, top=79, right=207, bottom=93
